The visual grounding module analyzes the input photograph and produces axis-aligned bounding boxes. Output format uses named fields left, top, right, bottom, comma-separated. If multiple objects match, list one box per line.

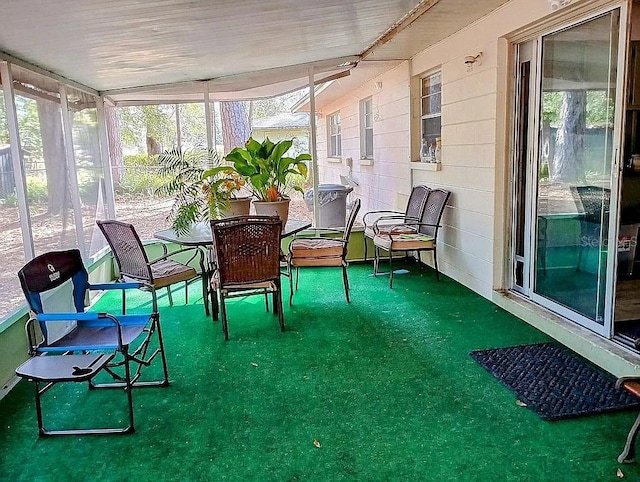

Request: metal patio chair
left=373, top=188, right=450, bottom=288
left=16, top=249, right=169, bottom=436
left=97, top=220, right=208, bottom=315
left=287, top=198, right=361, bottom=304
left=362, top=185, right=430, bottom=261
left=210, top=215, right=284, bottom=340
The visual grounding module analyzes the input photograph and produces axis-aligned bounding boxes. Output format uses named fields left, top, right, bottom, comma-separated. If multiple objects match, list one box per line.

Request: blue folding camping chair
left=16, top=249, right=169, bottom=436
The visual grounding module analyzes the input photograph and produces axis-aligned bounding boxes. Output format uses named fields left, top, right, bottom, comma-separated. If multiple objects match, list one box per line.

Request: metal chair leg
left=288, top=261, right=294, bottom=305
left=388, top=249, right=394, bottom=288
left=433, top=247, right=440, bottom=281
left=166, top=286, right=174, bottom=306
left=342, top=264, right=350, bottom=302
left=220, top=292, right=229, bottom=341
left=619, top=412, right=640, bottom=463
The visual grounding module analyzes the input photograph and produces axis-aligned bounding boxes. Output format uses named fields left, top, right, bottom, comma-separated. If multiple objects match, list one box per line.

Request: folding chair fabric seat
left=43, top=314, right=151, bottom=352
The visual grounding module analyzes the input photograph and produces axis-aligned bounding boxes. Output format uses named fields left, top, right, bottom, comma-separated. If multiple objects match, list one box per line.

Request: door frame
left=509, top=3, right=630, bottom=338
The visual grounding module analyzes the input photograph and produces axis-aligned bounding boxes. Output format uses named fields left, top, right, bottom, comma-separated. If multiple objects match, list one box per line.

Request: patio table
left=154, top=219, right=311, bottom=247
left=154, top=219, right=311, bottom=317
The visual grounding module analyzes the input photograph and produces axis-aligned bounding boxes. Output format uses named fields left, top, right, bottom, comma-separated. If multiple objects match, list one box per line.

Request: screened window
left=421, top=71, right=442, bottom=159
left=361, top=98, right=373, bottom=159
left=328, top=112, right=341, bottom=157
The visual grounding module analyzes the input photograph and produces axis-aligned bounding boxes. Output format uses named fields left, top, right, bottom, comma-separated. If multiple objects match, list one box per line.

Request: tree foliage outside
left=542, top=90, right=614, bottom=127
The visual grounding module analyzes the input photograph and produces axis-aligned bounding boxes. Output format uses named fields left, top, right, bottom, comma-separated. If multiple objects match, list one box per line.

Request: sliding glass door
left=512, top=9, right=626, bottom=336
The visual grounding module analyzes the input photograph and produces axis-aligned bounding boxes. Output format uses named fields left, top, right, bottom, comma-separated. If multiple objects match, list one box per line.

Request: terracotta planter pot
left=222, top=197, right=251, bottom=218
left=253, top=199, right=290, bottom=226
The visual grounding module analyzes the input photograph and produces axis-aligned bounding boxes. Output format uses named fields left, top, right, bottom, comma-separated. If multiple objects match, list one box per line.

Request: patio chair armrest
left=373, top=221, right=416, bottom=236
left=363, top=210, right=403, bottom=226
left=149, top=245, right=205, bottom=268
left=301, top=227, right=346, bottom=237
left=616, top=376, right=640, bottom=390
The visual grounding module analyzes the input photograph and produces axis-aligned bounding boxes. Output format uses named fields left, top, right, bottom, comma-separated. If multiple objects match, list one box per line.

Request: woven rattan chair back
left=211, top=216, right=283, bottom=286
left=97, top=220, right=153, bottom=283
left=419, top=189, right=450, bottom=238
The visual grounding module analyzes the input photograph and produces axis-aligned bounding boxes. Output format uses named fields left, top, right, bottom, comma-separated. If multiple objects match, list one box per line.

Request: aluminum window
left=328, top=111, right=341, bottom=157
left=360, top=98, right=373, bottom=159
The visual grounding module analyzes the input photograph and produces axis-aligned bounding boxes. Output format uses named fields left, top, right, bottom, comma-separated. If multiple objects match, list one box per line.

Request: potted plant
left=155, top=147, right=250, bottom=235
left=225, top=137, right=310, bottom=225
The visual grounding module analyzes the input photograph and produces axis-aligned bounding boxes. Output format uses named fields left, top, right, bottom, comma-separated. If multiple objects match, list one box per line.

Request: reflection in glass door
left=531, top=11, right=621, bottom=335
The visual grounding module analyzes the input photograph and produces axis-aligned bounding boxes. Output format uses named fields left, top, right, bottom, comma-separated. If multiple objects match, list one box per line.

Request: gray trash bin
left=304, top=184, right=353, bottom=227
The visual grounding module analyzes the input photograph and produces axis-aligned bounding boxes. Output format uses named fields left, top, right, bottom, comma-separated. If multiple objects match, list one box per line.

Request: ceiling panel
left=0, top=0, right=511, bottom=101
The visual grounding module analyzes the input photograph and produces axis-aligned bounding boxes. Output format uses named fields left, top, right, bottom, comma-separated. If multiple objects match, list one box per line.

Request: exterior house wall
left=311, top=0, right=640, bottom=375
left=315, top=0, right=611, bottom=299
left=316, top=63, right=413, bottom=214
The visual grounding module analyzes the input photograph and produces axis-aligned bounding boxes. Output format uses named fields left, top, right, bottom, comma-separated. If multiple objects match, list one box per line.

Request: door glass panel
left=534, top=12, right=618, bottom=324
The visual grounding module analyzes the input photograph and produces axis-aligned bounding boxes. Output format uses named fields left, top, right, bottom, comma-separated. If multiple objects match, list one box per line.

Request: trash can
left=304, top=184, right=353, bottom=227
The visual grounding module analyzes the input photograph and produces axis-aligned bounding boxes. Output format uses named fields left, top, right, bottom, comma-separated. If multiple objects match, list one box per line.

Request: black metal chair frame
left=373, top=189, right=450, bottom=288
left=97, top=219, right=209, bottom=316
left=362, top=185, right=430, bottom=261
left=287, top=199, right=361, bottom=304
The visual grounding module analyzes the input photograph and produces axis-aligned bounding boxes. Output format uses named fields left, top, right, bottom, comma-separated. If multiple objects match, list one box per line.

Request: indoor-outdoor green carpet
left=1, top=263, right=640, bottom=481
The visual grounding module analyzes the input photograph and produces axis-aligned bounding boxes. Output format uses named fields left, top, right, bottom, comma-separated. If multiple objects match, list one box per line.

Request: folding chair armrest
left=363, top=210, right=403, bottom=226
left=89, top=282, right=144, bottom=291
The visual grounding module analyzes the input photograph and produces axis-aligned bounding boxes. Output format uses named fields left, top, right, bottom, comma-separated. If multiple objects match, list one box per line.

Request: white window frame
left=420, top=70, right=442, bottom=158
left=327, top=111, right=341, bottom=158
left=360, top=97, right=373, bottom=159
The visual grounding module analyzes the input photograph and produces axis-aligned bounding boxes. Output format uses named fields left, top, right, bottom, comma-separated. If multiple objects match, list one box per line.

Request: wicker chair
left=287, top=199, right=361, bottom=304
left=373, top=189, right=450, bottom=288
left=210, top=216, right=284, bottom=340
left=97, top=220, right=207, bottom=314
left=362, top=185, right=430, bottom=261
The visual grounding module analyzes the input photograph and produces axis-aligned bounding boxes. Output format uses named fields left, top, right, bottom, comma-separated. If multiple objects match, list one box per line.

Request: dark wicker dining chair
left=210, top=215, right=284, bottom=340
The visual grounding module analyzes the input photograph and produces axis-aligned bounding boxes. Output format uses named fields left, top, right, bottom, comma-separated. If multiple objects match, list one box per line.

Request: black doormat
left=470, top=342, right=640, bottom=421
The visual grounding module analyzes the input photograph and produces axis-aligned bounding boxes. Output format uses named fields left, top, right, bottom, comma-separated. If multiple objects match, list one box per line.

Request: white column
left=96, top=97, right=117, bottom=219
left=59, top=84, right=88, bottom=259
left=0, top=61, right=34, bottom=261
left=204, top=82, right=214, bottom=166
left=309, top=67, right=320, bottom=227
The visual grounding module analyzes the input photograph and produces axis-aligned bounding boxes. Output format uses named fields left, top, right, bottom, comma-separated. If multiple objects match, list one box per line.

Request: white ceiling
left=0, top=0, right=510, bottom=103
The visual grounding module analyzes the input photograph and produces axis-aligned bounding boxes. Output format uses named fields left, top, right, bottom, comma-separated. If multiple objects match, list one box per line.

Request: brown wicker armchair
left=210, top=215, right=284, bottom=340
left=287, top=199, right=361, bottom=304
left=97, top=220, right=207, bottom=314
